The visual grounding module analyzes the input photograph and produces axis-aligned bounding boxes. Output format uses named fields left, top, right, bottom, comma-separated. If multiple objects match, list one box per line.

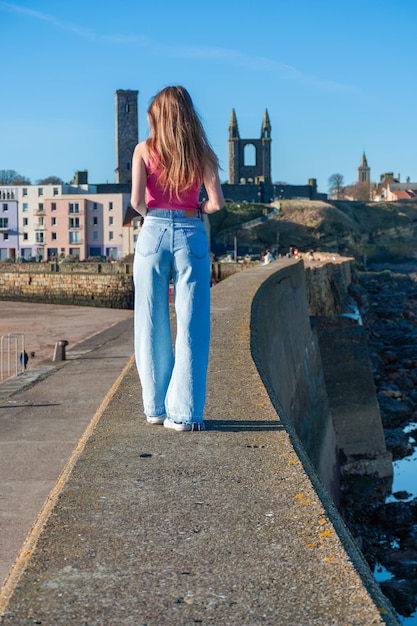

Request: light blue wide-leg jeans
left=133, top=209, right=210, bottom=425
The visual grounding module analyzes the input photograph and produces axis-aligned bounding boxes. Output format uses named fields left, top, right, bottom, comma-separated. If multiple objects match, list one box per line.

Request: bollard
left=52, top=340, right=69, bottom=362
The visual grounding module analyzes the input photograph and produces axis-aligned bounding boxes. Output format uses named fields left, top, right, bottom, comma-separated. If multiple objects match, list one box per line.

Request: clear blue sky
left=1, top=0, right=416, bottom=194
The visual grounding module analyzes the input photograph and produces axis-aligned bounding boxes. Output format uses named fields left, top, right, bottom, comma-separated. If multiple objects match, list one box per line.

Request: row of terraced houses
left=0, top=89, right=143, bottom=262
left=0, top=174, right=141, bottom=262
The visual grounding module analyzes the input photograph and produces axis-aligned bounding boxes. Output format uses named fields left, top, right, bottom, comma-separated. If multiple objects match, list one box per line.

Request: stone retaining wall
left=0, top=271, right=134, bottom=308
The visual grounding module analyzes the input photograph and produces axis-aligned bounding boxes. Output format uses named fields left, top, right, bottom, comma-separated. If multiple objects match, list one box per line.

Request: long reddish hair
left=146, top=86, right=218, bottom=200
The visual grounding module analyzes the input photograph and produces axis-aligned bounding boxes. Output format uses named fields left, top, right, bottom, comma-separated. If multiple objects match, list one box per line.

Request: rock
left=371, top=501, right=415, bottom=530
left=340, top=266, right=417, bottom=619
left=380, top=576, right=417, bottom=618
left=393, top=490, right=412, bottom=501
left=384, top=428, right=414, bottom=460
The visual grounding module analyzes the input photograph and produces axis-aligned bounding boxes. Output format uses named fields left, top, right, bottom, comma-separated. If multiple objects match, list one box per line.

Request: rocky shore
left=340, top=263, right=417, bottom=621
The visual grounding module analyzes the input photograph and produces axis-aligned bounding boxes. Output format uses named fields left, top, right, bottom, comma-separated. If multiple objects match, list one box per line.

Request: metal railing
left=0, top=333, right=26, bottom=381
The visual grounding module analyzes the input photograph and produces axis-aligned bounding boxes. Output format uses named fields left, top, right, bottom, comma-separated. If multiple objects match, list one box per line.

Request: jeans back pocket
left=182, top=226, right=208, bottom=259
left=137, top=224, right=167, bottom=257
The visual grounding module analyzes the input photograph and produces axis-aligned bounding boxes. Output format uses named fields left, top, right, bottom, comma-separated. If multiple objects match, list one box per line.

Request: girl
left=131, top=86, right=224, bottom=431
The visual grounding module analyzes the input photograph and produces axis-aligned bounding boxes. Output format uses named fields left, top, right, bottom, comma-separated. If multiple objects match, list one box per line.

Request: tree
left=37, top=176, right=64, bottom=185
left=0, top=169, right=19, bottom=184
left=352, top=181, right=371, bottom=201
left=12, top=175, right=31, bottom=185
left=342, top=182, right=371, bottom=201
left=328, top=173, right=344, bottom=199
left=0, top=170, right=31, bottom=185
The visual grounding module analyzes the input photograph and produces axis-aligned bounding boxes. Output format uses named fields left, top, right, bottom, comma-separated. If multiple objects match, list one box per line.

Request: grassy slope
left=210, top=200, right=417, bottom=258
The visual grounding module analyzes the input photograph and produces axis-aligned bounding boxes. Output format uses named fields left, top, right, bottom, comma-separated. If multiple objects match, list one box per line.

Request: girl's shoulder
left=133, top=141, right=149, bottom=160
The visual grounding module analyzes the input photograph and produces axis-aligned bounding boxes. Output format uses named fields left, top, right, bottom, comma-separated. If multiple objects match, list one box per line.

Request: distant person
left=263, top=249, right=274, bottom=264
left=131, top=85, right=224, bottom=432
left=19, top=350, right=29, bottom=370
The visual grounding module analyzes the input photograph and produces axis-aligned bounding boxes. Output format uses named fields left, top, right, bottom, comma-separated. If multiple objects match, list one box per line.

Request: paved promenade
left=0, top=266, right=400, bottom=625
left=0, top=305, right=134, bottom=586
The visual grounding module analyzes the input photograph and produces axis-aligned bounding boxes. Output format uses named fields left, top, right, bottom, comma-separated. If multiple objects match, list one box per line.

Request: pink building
left=43, top=197, right=87, bottom=260
left=43, top=192, right=130, bottom=261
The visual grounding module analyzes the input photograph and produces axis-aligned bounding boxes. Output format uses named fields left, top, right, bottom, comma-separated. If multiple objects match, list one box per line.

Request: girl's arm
left=130, top=142, right=148, bottom=216
left=200, top=162, right=225, bottom=214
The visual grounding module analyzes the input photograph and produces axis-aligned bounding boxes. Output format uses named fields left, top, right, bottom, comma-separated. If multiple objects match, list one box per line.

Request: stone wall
left=250, top=257, right=392, bottom=499
left=0, top=270, right=134, bottom=308
left=250, top=261, right=339, bottom=496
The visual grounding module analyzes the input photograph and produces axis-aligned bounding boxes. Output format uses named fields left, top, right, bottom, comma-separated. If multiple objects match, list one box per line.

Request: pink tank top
left=145, top=160, right=201, bottom=210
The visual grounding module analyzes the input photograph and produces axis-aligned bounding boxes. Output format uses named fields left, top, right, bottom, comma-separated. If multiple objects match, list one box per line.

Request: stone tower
left=228, top=109, right=272, bottom=185
left=357, top=151, right=371, bottom=185
left=115, top=89, right=139, bottom=184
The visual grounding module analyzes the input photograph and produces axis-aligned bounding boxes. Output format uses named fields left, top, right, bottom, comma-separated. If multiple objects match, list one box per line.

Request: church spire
left=261, top=109, right=271, bottom=139
left=229, top=108, right=240, bottom=140
left=358, top=150, right=371, bottom=187
left=360, top=150, right=368, bottom=168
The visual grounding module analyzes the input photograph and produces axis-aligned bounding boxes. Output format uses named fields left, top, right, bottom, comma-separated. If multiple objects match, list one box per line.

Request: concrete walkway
left=0, top=264, right=400, bottom=625
left=0, top=314, right=134, bottom=587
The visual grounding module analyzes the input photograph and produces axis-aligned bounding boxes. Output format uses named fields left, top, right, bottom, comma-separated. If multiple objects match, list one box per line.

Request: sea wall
left=250, top=256, right=392, bottom=498
left=251, top=260, right=339, bottom=493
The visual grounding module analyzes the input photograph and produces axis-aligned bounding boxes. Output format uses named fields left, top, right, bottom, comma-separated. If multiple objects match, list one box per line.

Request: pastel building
left=0, top=187, right=19, bottom=260
left=42, top=190, right=131, bottom=260
left=19, top=183, right=64, bottom=260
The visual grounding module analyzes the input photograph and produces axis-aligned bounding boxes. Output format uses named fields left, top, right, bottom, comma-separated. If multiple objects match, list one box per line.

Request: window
left=2, top=203, right=8, bottom=211
left=109, top=231, right=114, bottom=240
left=51, top=202, right=57, bottom=211
left=69, top=232, right=80, bottom=244
left=0, top=218, right=8, bottom=229
left=93, top=202, right=98, bottom=211
left=69, top=217, right=80, bottom=229
left=38, top=217, right=44, bottom=227
left=109, top=202, right=113, bottom=211
left=92, top=231, right=98, bottom=241
left=51, top=232, right=57, bottom=240
left=109, top=216, right=113, bottom=225
left=133, top=221, right=139, bottom=230
left=133, top=234, right=138, bottom=242
left=38, top=203, right=44, bottom=211
left=53, top=188, right=59, bottom=196
left=93, top=216, right=98, bottom=225
left=23, top=233, right=28, bottom=240
left=22, top=188, right=28, bottom=196
left=244, top=144, right=256, bottom=166
left=3, top=232, right=8, bottom=241
left=106, top=247, right=117, bottom=259
left=51, top=217, right=56, bottom=226
left=38, top=188, right=44, bottom=196
left=23, top=218, right=28, bottom=226
left=35, top=232, right=44, bottom=243
left=69, top=202, right=79, bottom=213
left=22, top=203, right=28, bottom=211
